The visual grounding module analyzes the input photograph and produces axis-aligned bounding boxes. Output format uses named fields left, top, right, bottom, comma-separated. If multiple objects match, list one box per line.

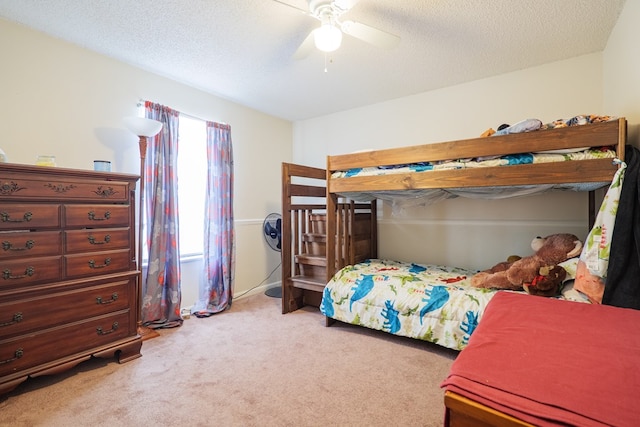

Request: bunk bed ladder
left=282, top=162, right=327, bottom=314
left=282, top=162, right=377, bottom=314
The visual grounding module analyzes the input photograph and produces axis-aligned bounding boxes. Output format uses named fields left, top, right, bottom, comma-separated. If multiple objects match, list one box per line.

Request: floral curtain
left=192, top=121, right=235, bottom=316
left=142, top=101, right=183, bottom=328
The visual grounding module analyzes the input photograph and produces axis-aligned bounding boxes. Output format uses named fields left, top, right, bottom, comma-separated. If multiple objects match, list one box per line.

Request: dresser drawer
left=0, top=310, right=132, bottom=377
left=0, top=173, right=131, bottom=203
left=64, top=249, right=132, bottom=279
left=0, top=204, right=61, bottom=230
left=65, top=228, right=131, bottom=253
left=0, top=231, right=62, bottom=260
left=0, top=256, right=62, bottom=290
left=0, top=277, right=134, bottom=339
left=64, top=204, right=130, bottom=228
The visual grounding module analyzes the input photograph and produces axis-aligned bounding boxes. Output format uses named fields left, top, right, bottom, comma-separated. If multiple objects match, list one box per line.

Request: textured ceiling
left=0, top=0, right=626, bottom=121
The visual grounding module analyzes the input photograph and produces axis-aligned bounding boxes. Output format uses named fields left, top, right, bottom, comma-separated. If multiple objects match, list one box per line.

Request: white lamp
left=123, top=116, right=163, bottom=339
left=123, top=116, right=163, bottom=139
left=314, top=20, right=342, bottom=52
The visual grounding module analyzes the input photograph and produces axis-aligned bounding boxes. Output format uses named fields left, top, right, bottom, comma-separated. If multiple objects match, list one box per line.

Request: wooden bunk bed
left=283, top=117, right=632, bottom=426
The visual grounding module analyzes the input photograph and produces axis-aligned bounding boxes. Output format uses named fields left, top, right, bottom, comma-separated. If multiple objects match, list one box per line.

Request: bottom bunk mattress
left=320, top=259, right=582, bottom=350
left=440, top=291, right=640, bottom=426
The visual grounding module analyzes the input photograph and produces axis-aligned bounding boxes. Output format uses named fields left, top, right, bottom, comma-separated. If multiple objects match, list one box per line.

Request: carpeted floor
left=0, top=291, right=458, bottom=426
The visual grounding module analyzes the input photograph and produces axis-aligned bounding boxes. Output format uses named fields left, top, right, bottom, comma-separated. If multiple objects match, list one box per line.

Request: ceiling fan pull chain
left=324, top=53, right=335, bottom=73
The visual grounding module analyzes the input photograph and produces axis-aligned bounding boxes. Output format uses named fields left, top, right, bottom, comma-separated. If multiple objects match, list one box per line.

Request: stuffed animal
left=478, top=255, right=522, bottom=275
left=522, top=265, right=567, bottom=297
left=470, top=233, right=583, bottom=294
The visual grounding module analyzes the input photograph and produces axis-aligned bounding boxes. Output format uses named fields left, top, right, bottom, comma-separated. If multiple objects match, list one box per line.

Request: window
left=176, top=115, right=207, bottom=257
left=139, top=111, right=207, bottom=262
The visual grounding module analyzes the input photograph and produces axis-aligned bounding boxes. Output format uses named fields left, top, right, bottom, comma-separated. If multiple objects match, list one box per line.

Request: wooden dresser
left=0, top=163, right=142, bottom=395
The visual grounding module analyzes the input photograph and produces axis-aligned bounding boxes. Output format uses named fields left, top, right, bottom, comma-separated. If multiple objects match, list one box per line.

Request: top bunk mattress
left=331, top=148, right=617, bottom=203
left=331, top=147, right=616, bottom=179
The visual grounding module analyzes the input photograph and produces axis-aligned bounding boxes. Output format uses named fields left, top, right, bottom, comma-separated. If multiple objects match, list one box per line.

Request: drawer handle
left=96, top=322, right=119, bottom=335
left=0, top=348, right=23, bottom=366
left=2, top=266, right=35, bottom=280
left=0, top=312, right=23, bottom=328
left=2, top=239, right=35, bottom=252
left=88, top=211, right=111, bottom=221
left=96, top=293, right=118, bottom=304
left=88, top=234, right=111, bottom=245
left=88, top=258, right=111, bottom=269
left=0, top=211, right=33, bottom=223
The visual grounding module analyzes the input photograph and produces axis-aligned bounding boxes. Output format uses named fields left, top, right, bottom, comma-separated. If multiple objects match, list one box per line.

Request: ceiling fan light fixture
left=314, top=22, right=342, bottom=52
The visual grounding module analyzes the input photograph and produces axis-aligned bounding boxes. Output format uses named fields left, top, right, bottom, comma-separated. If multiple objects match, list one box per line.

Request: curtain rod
left=137, top=99, right=227, bottom=125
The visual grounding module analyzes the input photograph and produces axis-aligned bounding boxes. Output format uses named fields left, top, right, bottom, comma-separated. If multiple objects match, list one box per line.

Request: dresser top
left=0, top=162, right=139, bottom=182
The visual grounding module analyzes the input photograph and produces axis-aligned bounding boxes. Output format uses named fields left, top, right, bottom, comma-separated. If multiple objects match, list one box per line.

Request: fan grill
left=263, top=213, right=282, bottom=251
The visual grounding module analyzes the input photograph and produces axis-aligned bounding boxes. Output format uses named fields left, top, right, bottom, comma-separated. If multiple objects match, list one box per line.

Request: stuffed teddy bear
left=522, top=265, right=567, bottom=297
left=470, top=233, right=583, bottom=295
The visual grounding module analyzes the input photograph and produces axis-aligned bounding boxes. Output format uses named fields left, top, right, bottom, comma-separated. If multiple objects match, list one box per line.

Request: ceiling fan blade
left=333, top=0, right=359, bottom=12
left=293, top=30, right=316, bottom=59
left=272, top=0, right=311, bottom=16
left=340, top=20, right=400, bottom=49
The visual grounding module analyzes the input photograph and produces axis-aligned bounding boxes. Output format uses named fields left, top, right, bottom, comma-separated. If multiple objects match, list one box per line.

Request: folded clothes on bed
left=492, top=118, right=542, bottom=136
left=491, top=114, right=616, bottom=136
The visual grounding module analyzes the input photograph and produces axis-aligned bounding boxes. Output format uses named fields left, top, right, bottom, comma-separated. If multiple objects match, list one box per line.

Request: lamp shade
left=314, top=22, right=342, bottom=52
left=123, top=116, right=163, bottom=137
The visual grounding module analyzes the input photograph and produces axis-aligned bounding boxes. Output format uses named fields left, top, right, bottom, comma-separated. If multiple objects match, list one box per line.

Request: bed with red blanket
left=440, top=291, right=640, bottom=426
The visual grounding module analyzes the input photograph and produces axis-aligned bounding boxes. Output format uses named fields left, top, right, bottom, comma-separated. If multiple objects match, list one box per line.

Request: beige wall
left=603, top=0, right=640, bottom=147
left=293, top=51, right=625, bottom=271
left=0, top=18, right=292, bottom=306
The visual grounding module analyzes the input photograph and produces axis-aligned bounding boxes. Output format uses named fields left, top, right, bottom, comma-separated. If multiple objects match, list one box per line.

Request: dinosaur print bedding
left=320, top=258, right=584, bottom=350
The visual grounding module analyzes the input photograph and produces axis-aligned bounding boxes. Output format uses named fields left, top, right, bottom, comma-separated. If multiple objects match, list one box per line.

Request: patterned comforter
left=329, top=147, right=618, bottom=206
left=320, top=258, right=583, bottom=350
left=331, top=147, right=617, bottom=179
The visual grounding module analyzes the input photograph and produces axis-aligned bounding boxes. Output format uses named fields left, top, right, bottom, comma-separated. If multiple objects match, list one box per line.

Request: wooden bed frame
left=444, top=391, right=534, bottom=427
left=281, top=119, right=627, bottom=313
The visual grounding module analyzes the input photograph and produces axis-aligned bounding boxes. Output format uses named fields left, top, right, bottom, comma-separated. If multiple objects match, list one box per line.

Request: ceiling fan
left=273, top=0, right=400, bottom=59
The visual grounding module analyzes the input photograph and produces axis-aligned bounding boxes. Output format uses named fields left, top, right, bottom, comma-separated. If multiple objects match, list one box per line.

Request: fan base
left=265, top=286, right=282, bottom=298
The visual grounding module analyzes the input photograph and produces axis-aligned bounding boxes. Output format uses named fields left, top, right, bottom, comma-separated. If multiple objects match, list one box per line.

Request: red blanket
left=441, top=291, right=640, bottom=426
